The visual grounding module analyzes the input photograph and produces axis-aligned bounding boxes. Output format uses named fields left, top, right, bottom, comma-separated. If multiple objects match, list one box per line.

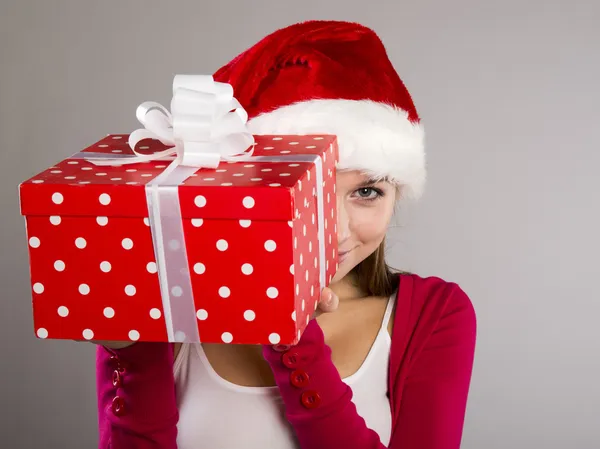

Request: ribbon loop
left=172, top=74, right=216, bottom=94
left=86, top=75, right=254, bottom=167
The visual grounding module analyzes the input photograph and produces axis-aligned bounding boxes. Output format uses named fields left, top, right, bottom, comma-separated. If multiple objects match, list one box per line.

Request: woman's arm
left=391, top=286, right=476, bottom=448
left=262, top=286, right=476, bottom=449
left=263, top=320, right=387, bottom=448
left=96, top=342, right=179, bottom=449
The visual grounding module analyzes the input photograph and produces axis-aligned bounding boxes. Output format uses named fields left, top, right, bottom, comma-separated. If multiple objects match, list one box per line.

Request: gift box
left=19, top=133, right=339, bottom=345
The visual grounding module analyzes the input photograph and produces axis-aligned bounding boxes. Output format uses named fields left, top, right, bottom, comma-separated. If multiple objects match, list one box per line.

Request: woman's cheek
left=351, top=206, right=390, bottom=240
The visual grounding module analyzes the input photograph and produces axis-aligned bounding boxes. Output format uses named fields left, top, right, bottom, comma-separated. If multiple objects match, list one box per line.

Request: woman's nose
left=336, top=198, right=350, bottom=242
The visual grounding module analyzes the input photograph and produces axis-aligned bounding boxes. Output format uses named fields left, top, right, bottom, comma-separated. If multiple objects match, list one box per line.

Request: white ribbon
left=88, top=75, right=254, bottom=168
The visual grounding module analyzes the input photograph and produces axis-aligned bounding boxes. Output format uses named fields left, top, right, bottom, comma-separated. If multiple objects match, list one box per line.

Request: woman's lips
left=338, top=248, right=354, bottom=263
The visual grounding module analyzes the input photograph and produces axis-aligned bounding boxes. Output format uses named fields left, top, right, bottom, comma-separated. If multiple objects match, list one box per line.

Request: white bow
left=89, top=75, right=254, bottom=167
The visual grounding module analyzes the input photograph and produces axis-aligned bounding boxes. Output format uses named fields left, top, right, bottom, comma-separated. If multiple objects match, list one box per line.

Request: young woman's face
left=331, top=170, right=396, bottom=283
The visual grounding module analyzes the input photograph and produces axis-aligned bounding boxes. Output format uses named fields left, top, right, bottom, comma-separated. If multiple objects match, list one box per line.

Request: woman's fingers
left=317, top=287, right=339, bottom=313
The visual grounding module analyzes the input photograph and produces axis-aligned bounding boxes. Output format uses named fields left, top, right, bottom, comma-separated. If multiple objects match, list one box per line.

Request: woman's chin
left=329, top=259, right=355, bottom=285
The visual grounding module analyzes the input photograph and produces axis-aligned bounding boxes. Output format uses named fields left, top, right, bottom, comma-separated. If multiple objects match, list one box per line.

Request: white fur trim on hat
left=247, top=99, right=426, bottom=199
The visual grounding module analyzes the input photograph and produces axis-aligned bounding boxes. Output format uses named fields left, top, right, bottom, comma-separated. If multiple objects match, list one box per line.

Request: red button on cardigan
left=273, top=344, right=291, bottom=352
left=300, top=390, right=322, bottom=409
left=112, top=370, right=123, bottom=388
left=290, top=370, right=310, bottom=388
left=282, top=351, right=301, bottom=368
left=111, top=396, right=126, bottom=416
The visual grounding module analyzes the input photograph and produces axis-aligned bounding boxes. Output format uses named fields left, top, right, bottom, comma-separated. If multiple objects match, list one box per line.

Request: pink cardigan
left=96, top=274, right=477, bottom=448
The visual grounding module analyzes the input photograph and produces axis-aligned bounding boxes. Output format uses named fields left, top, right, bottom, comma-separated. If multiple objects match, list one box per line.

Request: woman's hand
left=315, top=286, right=340, bottom=316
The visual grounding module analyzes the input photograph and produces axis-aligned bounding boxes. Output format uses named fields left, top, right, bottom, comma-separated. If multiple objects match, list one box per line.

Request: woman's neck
left=329, top=272, right=368, bottom=302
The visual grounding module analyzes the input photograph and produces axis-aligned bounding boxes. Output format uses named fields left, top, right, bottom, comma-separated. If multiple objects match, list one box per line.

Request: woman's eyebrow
left=361, top=176, right=388, bottom=186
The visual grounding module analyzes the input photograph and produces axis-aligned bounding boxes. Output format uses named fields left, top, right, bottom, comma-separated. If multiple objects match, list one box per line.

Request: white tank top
left=174, top=295, right=394, bottom=449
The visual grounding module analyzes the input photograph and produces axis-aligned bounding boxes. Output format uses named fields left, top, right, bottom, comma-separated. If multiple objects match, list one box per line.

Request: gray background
left=1, top=1, right=599, bottom=448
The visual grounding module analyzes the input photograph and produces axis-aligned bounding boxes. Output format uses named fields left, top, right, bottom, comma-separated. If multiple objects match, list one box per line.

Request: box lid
left=19, top=135, right=337, bottom=221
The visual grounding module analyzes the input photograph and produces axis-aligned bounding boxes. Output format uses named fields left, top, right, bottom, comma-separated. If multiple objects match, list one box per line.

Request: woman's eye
left=355, top=187, right=380, bottom=200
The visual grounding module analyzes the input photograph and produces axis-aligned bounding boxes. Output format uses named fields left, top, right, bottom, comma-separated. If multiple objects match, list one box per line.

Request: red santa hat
left=214, top=20, right=426, bottom=199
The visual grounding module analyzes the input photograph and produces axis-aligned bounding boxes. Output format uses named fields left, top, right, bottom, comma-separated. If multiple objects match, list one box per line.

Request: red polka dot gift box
left=19, top=133, right=339, bottom=345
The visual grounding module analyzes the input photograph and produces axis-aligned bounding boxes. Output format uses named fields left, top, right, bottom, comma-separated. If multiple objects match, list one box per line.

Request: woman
left=95, top=20, right=476, bottom=449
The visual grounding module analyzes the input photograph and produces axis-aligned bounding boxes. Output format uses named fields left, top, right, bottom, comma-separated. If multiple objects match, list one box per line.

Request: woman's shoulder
left=388, top=273, right=476, bottom=377
left=394, top=272, right=476, bottom=334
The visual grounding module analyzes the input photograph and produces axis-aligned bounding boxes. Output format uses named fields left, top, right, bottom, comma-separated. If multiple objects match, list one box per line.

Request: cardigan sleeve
left=96, top=342, right=179, bottom=449
left=262, top=285, right=477, bottom=449
left=391, top=285, right=477, bottom=448
left=263, top=321, right=389, bottom=449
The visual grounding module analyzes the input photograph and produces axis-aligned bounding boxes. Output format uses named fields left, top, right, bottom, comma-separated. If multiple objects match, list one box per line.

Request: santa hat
left=213, top=20, right=426, bottom=199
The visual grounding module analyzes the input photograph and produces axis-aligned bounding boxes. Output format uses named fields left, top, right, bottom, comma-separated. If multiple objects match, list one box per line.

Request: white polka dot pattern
left=82, top=329, right=94, bottom=340
left=21, top=134, right=338, bottom=345
left=221, top=332, right=233, bottom=343
left=128, top=330, right=140, bottom=341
